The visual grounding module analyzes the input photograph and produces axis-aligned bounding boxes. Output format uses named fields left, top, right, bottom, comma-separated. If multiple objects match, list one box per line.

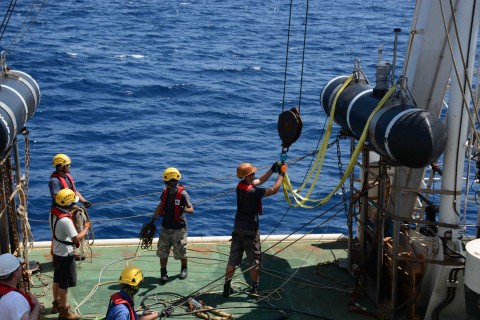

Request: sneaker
left=179, top=268, right=188, bottom=280
left=250, top=286, right=259, bottom=298
left=160, top=274, right=169, bottom=285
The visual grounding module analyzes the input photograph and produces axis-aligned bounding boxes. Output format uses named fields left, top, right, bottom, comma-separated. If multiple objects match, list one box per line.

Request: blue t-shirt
left=105, top=291, right=137, bottom=320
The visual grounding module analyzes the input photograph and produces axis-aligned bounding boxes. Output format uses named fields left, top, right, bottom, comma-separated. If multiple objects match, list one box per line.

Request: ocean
left=3, top=0, right=475, bottom=242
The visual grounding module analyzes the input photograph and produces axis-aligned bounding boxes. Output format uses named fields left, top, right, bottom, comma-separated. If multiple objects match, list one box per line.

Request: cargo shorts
left=156, top=226, right=188, bottom=259
left=227, top=229, right=262, bottom=270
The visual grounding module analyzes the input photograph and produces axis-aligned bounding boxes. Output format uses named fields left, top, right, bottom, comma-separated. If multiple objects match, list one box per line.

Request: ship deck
left=27, top=234, right=381, bottom=320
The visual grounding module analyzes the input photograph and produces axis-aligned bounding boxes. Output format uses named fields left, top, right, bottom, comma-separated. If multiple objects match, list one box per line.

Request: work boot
left=250, top=282, right=259, bottom=298
left=160, top=268, right=168, bottom=285
left=57, top=305, right=81, bottom=320
left=51, top=300, right=59, bottom=314
left=179, top=267, right=188, bottom=280
left=223, top=283, right=233, bottom=298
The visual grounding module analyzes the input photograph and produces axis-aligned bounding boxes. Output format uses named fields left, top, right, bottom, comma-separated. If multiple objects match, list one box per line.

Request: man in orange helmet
left=223, top=161, right=287, bottom=298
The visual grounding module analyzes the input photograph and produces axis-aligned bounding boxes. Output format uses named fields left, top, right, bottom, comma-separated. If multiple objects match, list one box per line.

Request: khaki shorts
left=156, top=226, right=188, bottom=259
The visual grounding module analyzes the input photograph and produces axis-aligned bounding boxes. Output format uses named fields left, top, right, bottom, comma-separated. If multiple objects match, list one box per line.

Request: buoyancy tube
left=321, top=76, right=447, bottom=168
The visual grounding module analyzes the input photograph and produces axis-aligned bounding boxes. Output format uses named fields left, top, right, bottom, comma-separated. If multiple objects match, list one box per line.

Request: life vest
left=50, top=207, right=79, bottom=255
left=107, top=292, right=136, bottom=320
left=158, top=185, right=185, bottom=222
left=0, top=283, right=35, bottom=310
left=236, top=181, right=262, bottom=215
left=50, top=172, right=76, bottom=192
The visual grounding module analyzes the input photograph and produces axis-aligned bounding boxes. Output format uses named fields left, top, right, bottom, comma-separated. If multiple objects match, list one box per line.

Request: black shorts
left=53, top=254, right=77, bottom=289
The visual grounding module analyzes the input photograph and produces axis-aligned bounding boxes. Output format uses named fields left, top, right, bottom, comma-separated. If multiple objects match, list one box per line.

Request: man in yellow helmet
left=150, top=167, right=194, bottom=285
left=106, top=266, right=173, bottom=319
left=223, top=161, right=287, bottom=298
left=49, top=153, right=91, bottom=209
left=50, top=189, right=91, bottom=319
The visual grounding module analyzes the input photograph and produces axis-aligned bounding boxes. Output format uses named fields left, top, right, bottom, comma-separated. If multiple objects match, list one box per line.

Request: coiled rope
left=138, top=220, right=157, bottom=251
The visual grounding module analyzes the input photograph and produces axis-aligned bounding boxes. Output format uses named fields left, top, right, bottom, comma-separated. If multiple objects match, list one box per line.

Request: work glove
left=159, top=306, right=174, bottom=317
left=279, top=163, right=288, bottom=176
left=270, top=161, right=279, bottom=173
left=83, top=201, right=91, bottom=208
left=84, top=221, right=91, bottom=229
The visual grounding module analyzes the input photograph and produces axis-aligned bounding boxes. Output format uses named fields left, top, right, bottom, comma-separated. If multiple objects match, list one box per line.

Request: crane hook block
left=277, top=107, right=303, bottom=149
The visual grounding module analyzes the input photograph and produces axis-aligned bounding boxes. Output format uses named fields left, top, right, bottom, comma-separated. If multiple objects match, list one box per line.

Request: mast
left=402, top=0, right=480, bottom=318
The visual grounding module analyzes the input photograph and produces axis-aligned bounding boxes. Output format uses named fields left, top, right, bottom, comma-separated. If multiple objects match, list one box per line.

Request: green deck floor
left=28, top=236, right=377, bottom=320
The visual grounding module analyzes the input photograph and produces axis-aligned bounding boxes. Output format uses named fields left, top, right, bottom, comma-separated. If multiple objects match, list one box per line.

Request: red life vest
left=0, top=283, right=35, bottom=310
left=158, top=185, right=185, bottom=222
left=50, top=172, right=76, bottom=192
left=108, top=292, right=136, bottom=320
left=236, top=181, right=262, bottom=215
left=50, top=207, right=79, bottom=254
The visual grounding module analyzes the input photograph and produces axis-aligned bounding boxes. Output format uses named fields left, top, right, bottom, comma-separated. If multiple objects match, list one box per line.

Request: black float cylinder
left=0, top=70, right=40, bottom=159
left=320, top=76, right=446, bottom=168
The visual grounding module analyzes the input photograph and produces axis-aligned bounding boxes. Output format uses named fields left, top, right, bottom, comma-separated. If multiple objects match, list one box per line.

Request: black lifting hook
left=277, top=107, right=303, bottom=149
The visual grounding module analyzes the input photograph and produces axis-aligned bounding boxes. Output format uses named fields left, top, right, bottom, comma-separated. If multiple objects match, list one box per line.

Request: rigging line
left=155, top=201, right=344, bottom=309
left=281, top=0, right=294, bottom=112
left=297, top=0, right=309, bottom=111
left=91, top=152, right=319, bottom=207
left=0, top=0, right=17, bottom=42
left=7, top=0, right=45, bottom=53
left=263, top=199, right=345, bottom=254
left=257, top=245, right=314, bottom=303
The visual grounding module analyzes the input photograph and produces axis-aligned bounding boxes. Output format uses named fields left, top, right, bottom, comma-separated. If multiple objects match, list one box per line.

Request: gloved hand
left=279, top=163, right=288, bottom=176
left=84, top=221, right=91, bottom=229
left=159, top=306, right=174, bottom=317
left=270, top=162, right=279, bottom=173
left=83, top=201, right=91, bottom=208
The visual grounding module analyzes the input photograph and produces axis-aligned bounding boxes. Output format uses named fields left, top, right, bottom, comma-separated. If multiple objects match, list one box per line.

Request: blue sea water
left=3, top=0, right=475, bottom=242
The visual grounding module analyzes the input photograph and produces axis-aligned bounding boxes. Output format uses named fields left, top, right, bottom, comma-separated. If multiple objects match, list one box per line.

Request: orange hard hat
left=236, top=163, right=257, bottom=179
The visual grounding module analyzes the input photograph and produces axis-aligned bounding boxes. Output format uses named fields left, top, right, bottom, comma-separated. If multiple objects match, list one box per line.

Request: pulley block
left=277, top=107, right=303, bottom=149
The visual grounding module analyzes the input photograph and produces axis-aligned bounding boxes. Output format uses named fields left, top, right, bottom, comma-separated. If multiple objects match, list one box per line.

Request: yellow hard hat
left=55, top=189, right=79, bottom=207
left=236, top=163, right=257, bottom=179
left=163, top=167, right=181, bottom=181
left=52, top=154, right=71, bottom=167
left=119, top=266, right=143, bottom=286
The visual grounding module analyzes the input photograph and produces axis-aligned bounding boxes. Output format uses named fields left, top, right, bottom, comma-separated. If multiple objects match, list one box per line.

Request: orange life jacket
left=0, top=283, right=35, bottom=310
left=50, top=172, right=76, bottom=192
left=158, top=185, right=185, bottom=222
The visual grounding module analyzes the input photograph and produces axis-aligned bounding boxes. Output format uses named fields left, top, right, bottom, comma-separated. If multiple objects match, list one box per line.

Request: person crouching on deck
left=106, top=266, right=173, bottom=320
left=50, top=189, right=90, bottom=319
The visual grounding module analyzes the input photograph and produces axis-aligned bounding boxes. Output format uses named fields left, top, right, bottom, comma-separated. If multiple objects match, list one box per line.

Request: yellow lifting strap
left=282, top=80, right=398, bottom=208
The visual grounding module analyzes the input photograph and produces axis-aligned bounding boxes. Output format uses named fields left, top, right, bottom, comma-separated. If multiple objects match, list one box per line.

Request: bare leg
left=225, top=264, right=235, bottom=281
left=53, top=282, right=59, bottom=301
left=58, top=288, right=68, bottom=307
left=160, top=258, right=168, bottom=268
